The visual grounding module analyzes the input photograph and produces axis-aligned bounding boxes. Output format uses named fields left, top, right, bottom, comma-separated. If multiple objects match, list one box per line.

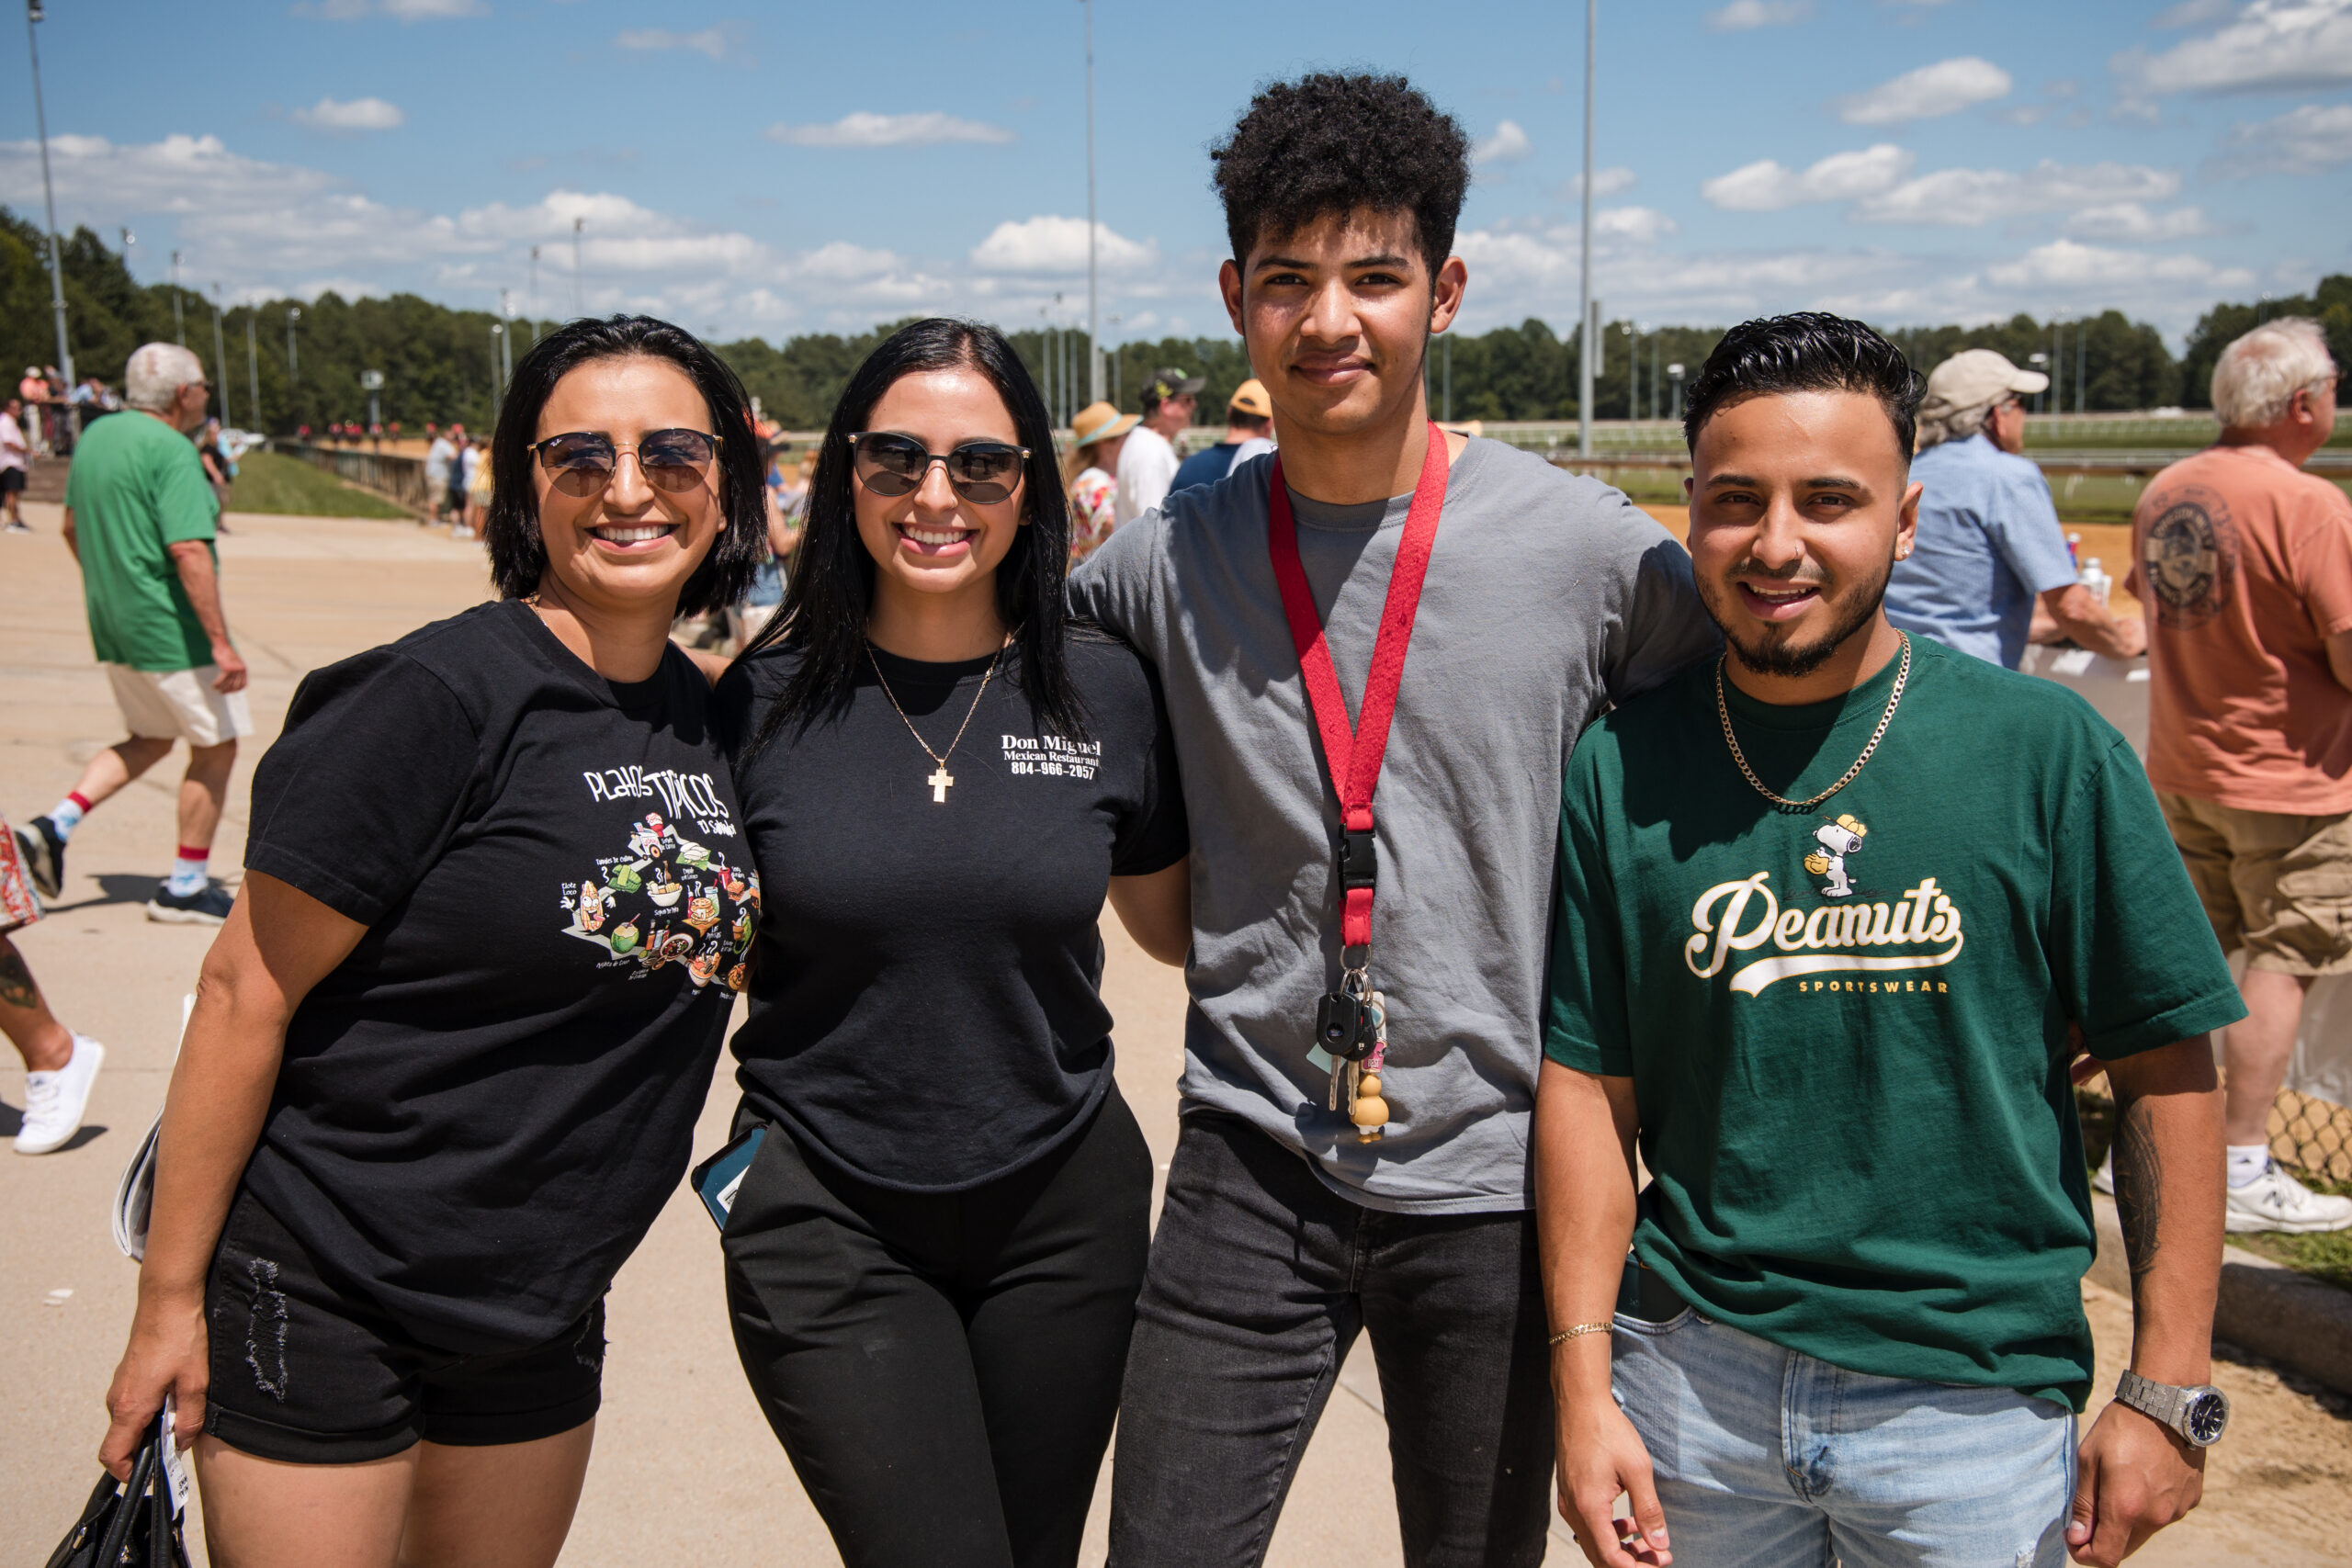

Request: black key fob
left=1315, top=992, right=1368, bottom=1058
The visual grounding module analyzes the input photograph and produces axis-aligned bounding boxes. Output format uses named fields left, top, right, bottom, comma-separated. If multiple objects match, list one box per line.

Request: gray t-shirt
left=1070, top=437, right=1715, bottom=1213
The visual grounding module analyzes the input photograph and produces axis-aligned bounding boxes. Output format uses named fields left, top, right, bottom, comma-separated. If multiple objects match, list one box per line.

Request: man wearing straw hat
left=1885, top=347, right=2141, bottom=670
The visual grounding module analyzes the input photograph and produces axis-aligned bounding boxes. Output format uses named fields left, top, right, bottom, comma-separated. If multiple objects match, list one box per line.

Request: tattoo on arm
left=2113, top=1096, right=2162, bottom=1282
left=0, top=946, right=41, bottom=1011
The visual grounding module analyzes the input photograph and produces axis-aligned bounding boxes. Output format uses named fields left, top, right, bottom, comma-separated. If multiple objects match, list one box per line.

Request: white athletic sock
left=165, top=854, right=209, bottom=897
left=2226, top=1144, right=2270, bottom=1189
left=46, top=795, right=86, bottom=838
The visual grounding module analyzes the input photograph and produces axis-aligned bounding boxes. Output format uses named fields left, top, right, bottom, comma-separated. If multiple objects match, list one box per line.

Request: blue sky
left=3, top=0, right=2346, bottom=347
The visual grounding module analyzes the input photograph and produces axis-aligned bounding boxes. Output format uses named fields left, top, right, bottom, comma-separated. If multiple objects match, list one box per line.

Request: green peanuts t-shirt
left=62, top=410, right=221, bottom=671
left=1544, top=634, right=2242, bottom=1409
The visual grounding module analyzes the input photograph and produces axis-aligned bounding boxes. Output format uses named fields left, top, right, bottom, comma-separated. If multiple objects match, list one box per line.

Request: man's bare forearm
left=61, top=504, right=76, bottom=562
left=165, top=541, right=232, bottom=647
left=2105, top=1036, right=2224, bottom=1384
left=1534, top=1061, right=1642, bottom=1404
left=2043, top=584, right=2146, bottom=660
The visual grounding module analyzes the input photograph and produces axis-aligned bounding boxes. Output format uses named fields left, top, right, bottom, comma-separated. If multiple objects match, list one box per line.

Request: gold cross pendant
left=927, top=765, right=954, bottom=804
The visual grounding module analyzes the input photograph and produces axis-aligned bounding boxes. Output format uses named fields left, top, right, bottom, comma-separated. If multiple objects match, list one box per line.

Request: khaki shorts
left=105, top=662, right=254, bottom=749
left=2156, top=792, right=2352, bottom=976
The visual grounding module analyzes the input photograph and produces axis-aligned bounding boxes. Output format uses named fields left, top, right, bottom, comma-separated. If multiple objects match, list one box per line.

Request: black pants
left=1107, top=1111, right=1555, bottom=1568
left=723, top=1087, right=1152, bottom=1568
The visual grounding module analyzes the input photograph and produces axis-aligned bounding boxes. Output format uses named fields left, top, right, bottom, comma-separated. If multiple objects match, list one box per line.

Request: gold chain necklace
left=1714, top=634, right=1911, bottom=812
left=865, top=641, right=1005, bottom=805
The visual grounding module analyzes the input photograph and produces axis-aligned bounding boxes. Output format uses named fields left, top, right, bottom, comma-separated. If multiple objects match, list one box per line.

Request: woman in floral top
left=1064, top=400, right=1137, bottom=562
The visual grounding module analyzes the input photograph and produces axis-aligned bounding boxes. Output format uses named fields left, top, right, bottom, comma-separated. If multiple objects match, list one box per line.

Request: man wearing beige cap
left=1170, top=377, right=1277, bottom=496
left=1886, top=347, right=2142, bottom=668
left=1114, top=366, right=1204, bottom=525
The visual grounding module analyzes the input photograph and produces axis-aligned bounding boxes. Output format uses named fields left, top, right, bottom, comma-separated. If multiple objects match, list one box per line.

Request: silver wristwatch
left=2114, top=1370, right=2230, bottom=1448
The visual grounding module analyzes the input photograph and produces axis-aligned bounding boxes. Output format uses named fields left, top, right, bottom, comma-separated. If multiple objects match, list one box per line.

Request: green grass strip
left=225, top=451, right=412, bottom=520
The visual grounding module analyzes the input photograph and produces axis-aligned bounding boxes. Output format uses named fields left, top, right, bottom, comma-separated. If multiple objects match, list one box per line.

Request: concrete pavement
left=4, top=500, right=2348, bottom=1565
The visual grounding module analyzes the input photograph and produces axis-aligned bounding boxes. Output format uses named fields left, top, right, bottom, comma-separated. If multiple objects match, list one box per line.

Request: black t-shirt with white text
left=241, top=599, right=752, bottom=1352
left=717, top=631, right=1186, bottom=1192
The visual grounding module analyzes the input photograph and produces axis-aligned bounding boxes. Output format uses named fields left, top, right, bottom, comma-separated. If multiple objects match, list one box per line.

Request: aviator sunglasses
left=848, top=432, right=1030, bottom=505
left=528, top=428, right=723, bottom=496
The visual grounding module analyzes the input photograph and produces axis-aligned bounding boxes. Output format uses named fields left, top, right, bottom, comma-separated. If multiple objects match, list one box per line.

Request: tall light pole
left=571, top=218, right=584, bottom=318
left=25, top=0, right=74, bottom=404
left=243, top=305, right=260, bottom=431
left=1082, top=0, right=1100, bottom=403
left=1577, top=0, right=1597, bottom=457
left=528, top=244, right=541, bottom=340
left=490, top=322, right=504, bottom=418
left=209, top=283, right=230, bottom=428
left=170, top=249, right=185, bottom=344
left=286, top=306, right=300, bottom=429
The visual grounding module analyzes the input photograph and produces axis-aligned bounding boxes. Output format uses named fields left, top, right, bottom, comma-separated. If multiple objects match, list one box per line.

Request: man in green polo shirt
left=1536, top=314, right=2241, bottom=1568
left=15, top=343, right=249, bottom=927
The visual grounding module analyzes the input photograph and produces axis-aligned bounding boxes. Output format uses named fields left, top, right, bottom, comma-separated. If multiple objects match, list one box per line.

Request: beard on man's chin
left=1697, top=567, right=1890, bottom=682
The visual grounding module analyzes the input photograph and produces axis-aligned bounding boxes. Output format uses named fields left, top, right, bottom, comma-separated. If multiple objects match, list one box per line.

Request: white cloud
left=615, top=26, right=731, bottom=61
left=1838, top=56, right=2013, bottom=123
left=1984, top=238, right=2256, bottom=295
left=1853, top=160, right=2180, bottom=224
left=1595, top=207, right=1679, bottom=243
left=1558, top=166, right=1638, bottom=200
left=299, top=0, right=486, bottom=17
left=967, top=216, right=1156, bottom=275
left=1473, top=120, right=1532, bottom=165
left=1707, top=0, right=1812, bottom=29
left=2114, top=0, right=2352, bottom=95
left=289, top=96, right=405, bottom=132
left=2214, top=101, right=2352, bottom=171
left=2064, top=202, right=2216, bottom=240
left=1700, top=144, right=1915, bottom=210
left=767, top=111, right=1014, bottom=149
left=2154, top=0, right=2234, bottom=24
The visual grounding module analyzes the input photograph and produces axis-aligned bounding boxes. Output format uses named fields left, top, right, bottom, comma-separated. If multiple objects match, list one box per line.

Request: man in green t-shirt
left=14, top=344, right=249, bottom=927
left=1537, top=314, right=2243, bottom=1568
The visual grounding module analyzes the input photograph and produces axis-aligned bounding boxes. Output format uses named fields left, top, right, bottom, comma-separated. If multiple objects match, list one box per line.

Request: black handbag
left=45, top=1419, right=190, bottom=1568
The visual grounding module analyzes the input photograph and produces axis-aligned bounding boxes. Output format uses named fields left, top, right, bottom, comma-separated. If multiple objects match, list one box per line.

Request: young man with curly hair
left=1070, top=72, right=1714, bottom=1566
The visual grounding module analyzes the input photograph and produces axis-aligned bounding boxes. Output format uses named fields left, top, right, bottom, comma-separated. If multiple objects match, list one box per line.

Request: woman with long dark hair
left=98, top=315, right=766, bottom=1567
left=718, top=317, right=1189, bottom=1568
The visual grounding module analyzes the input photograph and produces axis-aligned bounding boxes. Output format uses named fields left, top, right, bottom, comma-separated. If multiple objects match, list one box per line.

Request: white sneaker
left=16, top=1034, right=104, bottom=1155
left=2092, top=1149, right=2115, bottom=1195
left=2225, top=1160, right=2352, bottom=1234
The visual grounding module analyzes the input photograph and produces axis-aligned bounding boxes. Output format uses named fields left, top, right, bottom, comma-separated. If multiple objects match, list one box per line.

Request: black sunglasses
left=528, top=429, right=723, bottom=496
left=847, top=432, right=1029, bottom=504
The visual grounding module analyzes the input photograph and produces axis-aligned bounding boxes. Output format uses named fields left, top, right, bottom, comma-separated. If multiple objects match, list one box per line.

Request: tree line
left=3, top=206, right=2340, bottom=434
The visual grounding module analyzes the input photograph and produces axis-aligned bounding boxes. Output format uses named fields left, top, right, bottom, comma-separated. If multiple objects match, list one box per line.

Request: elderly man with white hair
left=2126, top=315, right=2352, bottom=1235
left=15, top=342, right=250, bottom=953
left=1885, top=346, right=2144, bottom=668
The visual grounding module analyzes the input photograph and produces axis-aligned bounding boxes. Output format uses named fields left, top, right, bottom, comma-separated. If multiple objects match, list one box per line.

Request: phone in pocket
left=689, top=1126, right=766, bottom=1231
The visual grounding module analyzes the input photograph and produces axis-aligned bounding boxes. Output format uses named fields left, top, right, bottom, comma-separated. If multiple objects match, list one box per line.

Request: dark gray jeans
left=1107, top=1111, right=1554, bottom=1568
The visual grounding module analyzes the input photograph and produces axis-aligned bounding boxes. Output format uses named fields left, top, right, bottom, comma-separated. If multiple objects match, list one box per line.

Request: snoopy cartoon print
left=1803, top=813, right=1868, bottom=898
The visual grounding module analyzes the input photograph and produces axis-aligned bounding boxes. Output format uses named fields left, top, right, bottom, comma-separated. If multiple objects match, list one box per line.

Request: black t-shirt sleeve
left=245, top=648, right=485, bottom=925
left=1111, top=659, right=1188, bottom=876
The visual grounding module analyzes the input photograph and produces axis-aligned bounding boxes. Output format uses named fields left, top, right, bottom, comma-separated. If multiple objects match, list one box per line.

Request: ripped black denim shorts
left=203, top=1184, right=605, bottom=1464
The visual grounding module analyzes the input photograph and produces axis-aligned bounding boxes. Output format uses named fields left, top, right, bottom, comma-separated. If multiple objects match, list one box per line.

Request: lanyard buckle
left=1339, top=825, right=1376, bottom=892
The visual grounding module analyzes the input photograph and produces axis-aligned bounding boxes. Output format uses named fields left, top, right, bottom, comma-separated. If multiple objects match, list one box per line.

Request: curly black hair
left=1211, top=73, right=1470, bottom=278
left=1683, top=312, right=1924, bottom=466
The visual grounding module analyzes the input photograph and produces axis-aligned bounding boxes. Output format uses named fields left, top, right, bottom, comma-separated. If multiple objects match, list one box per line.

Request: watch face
left=2185, top=1390, right=2229, bottom=1445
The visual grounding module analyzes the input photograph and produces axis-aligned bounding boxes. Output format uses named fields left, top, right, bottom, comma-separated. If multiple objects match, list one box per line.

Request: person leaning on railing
left=1885, top=348, right=2143, bottom=668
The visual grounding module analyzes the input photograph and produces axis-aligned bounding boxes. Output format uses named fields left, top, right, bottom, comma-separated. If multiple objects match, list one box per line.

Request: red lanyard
left=1267, top=422, right=1448, bottom=962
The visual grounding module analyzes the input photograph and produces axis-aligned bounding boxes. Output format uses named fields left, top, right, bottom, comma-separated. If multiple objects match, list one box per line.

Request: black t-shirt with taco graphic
left=241, top=599, right=753, bottom=1353
left=1543, top=634, right=2243, bottom=1410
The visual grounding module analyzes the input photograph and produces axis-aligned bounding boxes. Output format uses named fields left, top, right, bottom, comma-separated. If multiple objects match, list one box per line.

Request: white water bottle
left=2081, top=557, right=2111, bottom=607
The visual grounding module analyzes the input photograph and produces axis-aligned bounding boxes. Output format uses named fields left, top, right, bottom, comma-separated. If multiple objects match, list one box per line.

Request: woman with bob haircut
left=99, top=314, right=767, bottom=1567
left=717, top=316, right=1190, bottom=1568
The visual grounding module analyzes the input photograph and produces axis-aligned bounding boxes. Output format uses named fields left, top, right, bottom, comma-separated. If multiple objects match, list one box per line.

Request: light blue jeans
left=1611, top=1306, right=2075, bottom=1568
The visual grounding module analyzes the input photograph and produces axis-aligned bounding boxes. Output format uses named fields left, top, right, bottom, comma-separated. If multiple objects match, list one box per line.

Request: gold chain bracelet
left=1548, top=1322, right=1612, bottom=1347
